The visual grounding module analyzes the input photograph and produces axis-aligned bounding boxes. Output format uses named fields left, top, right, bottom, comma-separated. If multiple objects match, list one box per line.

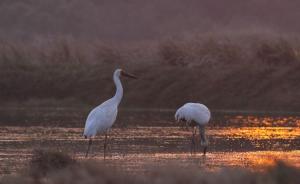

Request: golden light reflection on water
left=0, top=126, right=299, bottom=140
left=211, top=127, right=300, bottom=140
left=2, top=150, right=297, bottom=174
left=77, top=151, right=300, bottom=173
left=148, top=151, right=300, bottom=168
left=226, top=115, right=300, bottom=127
left=0, top=124, right=299, bottom=175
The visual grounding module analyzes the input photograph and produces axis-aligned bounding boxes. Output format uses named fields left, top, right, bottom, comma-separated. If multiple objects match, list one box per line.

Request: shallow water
left=0, top=108, right=299, bottom=175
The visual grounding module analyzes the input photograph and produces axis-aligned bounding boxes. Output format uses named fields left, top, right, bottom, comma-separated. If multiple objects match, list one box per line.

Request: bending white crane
left=175, top=103, right=211, bottom=155
left=83, top=69, right=137, bottom=158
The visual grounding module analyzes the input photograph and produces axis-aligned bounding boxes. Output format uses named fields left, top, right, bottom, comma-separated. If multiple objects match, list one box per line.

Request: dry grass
left=1, top=150, right=299, bottom=184
left=29, top=149, right=76, bottom=179
left=0, top=34, right=300, bottom=111
left=1, top=1, right=300, bottom=111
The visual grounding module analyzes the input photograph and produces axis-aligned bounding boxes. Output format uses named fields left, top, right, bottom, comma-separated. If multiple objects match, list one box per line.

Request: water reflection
left=1, top=126, right=299, bottom=141
left=214, top=115, right=300, bottom=127
left=0, top=108, right=299, bottom=175
left=0, top=124, right=299, bottom=175
left=211, top=127, right=300, bottom=140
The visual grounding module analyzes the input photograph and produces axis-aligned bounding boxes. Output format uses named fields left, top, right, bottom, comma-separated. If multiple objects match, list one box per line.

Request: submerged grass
left=1, top=150, right=299, bottom=184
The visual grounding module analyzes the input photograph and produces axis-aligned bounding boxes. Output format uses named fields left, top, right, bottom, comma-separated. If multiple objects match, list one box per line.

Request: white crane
left=83, top=69, right=137, bottom=158
left=175, top=103, right=211, bottom=155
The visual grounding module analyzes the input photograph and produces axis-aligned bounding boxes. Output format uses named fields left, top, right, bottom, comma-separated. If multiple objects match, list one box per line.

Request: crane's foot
left=200, top=141, right=208, bottom=155
left=203, top=146, right=207, bottom=155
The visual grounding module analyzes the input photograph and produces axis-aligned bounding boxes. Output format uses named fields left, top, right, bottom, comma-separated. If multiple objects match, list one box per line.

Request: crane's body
left=175, top=103, right=210, bottom=126
left=83, top=69, right=137, bottom=158
left=175, top=103, right=211, bottom=155
left=84, top=99, right=118, bottom=137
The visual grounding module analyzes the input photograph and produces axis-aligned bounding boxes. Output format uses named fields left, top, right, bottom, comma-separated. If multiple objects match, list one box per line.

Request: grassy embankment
left=0, top=34, right=300, bottom=111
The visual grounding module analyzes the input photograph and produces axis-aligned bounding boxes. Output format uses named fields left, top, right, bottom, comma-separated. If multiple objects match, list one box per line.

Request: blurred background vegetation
left=0, top=0, right=300, bottom=111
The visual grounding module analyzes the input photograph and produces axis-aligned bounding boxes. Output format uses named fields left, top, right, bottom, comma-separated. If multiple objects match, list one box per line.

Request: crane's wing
left=83, top=100, right=118, bottom=137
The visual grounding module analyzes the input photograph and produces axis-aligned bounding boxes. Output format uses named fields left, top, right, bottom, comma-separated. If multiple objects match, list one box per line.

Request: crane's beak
left=121, top=71, right=138, bottom=79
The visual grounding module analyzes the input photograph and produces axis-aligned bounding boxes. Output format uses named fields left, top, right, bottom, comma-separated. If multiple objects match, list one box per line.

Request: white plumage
left=83, top=96, right=118, bottom=138
left=175, top=103, right=210, bottom=126
left=83, top=68, right=137, bottom=158
left=175, top=103, right=211, bottom=154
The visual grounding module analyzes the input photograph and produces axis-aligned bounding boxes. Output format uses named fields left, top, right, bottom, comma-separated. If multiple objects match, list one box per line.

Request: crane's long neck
left=112, top=74, right=123, bottom=105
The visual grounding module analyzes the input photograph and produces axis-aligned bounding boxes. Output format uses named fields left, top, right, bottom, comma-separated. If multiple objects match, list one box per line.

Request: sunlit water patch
left=217, top=115, right=300, bottom=127
left=0, top=125, right=299, bottom=175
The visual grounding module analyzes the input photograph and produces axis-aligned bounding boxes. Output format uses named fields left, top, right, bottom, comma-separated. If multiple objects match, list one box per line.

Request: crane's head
left=115, top=69, right=138, bottom=79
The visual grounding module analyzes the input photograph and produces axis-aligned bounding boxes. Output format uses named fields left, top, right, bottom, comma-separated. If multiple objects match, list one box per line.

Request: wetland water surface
left=0, top=107, right=299, bottom=175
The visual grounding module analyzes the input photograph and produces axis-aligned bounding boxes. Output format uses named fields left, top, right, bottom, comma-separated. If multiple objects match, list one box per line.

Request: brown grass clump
left=1, top=151, right=299, bottom=184
left=255, top=39, right=299, bottom=65
left=196, top=38, right=243, bottom=65
left=29, top=149, right=76, bottom=179
left=158, top=40, right=188, bottom=66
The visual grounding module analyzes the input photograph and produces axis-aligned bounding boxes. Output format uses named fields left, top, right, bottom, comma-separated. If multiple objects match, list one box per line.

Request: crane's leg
left=107, top=130, right=112, bottom=154
left=195, top=128, right=199, bottom=151
left=193, top=127, right=197, bottom=153
left=104, top=133, right=108, bottom=160
left=85, top=138, right=92, bottom=158
left=190, top=127, right=196, bottom=155
left=199, top=125, right=208, bottom=155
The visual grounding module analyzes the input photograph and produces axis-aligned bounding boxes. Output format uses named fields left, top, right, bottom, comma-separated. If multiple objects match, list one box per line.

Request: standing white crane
left=175, top=103, right=211, bottom=155
left=83, top=69, right=137, bottom=158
